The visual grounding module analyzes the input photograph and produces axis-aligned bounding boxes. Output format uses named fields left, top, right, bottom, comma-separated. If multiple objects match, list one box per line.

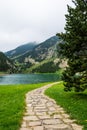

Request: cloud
left=0, top=0, right=73, bottom=52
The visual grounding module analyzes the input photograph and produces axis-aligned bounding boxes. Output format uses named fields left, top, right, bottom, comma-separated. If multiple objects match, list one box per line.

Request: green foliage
left=16, top=62, right=33, bottom=73
left=26, top=59, right=60, bottom=73
left=0, top=83, right=47, bottom=130
left=0, top=52, right=9, bottom=71
left=57, top=0, right=87, bottom=92
left=0, top=52, right=17, bottom=73
left=45, top=82, right=87, bottom=130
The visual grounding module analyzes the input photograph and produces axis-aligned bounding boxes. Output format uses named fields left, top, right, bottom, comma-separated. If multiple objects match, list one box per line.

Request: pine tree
left=57, top=0, right=87, bottom=92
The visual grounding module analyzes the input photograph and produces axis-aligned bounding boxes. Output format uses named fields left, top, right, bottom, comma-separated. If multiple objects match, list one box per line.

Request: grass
left=45, top=82, right=87, bottom=130
left=0, top=72, right=8, bottom=75
left=0, top=83, right=48, bottom=130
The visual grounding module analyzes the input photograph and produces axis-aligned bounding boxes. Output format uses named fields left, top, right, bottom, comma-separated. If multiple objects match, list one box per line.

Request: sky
left=0, top=0, right=73, bottom=52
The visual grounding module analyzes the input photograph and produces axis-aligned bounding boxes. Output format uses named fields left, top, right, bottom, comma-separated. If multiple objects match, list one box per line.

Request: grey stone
left=20, top=128, right=32, bottom=130
left=38, top=115, right=51, bottom=119
left=71, top=124, right=83, bottom=130
left=43, top=119, right=62, bottom=125
left=23, top=116, right=39, bottom=121
left=44, top=124, right=72, bottom=130
left=33, top=126, right=44, bottom=130
left=29, top=121, right=41, bottom=126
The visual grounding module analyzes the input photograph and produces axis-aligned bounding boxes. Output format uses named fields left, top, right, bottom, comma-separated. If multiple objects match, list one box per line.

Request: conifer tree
left=57, top=0, right=87, bottom=92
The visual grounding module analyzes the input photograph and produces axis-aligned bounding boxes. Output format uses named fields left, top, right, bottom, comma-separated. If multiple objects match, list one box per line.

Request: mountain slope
left=5, top=42, right=37, bottom=59
left=26, top=59, right=60, bottom=73
left=13, top=36, right=61, bottom=63
left=0, top=52, right=16, bottom=72
left=28, top=36, right=60, bottom=61
left=4, top=35, right=65, bottom=73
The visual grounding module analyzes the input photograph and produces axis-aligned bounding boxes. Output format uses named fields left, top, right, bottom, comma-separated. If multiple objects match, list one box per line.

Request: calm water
left=0, top=74, right=60, bottom=85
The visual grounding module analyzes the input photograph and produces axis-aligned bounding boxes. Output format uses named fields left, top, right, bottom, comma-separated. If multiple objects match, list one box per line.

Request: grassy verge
left=0, top=83, right=47, bottom=130
left=0, top=72, right=8, bottom=75
left=45, top=82, right=87, bottom=130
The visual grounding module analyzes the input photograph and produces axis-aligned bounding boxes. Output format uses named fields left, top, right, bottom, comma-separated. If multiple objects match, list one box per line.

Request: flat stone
left=34, top=107, right=46, bottom=110
left=57, top=108, right=64, bottom=112
left=20, top=128, right=32, bottom=130
left=24, top=112, right=30, bottom=116
left=71, top=124, right=83, bottom=130
left=53, top=114, right=63, bottom=119
left=43, top=119, right=62, bottom=125
left=32, top=102, right=37, bottom=104
left=34, top=109, right=47, bottom=112
left=46, top=102, right=54, bottom=107
left=23, top=116, right=39, bottom=121
left=27, top=104, right=32, bottom=107
left=63, top=119, right=75, bottom=124
left=39, top=115, right=51, bottom=119
left=59, top=110, right=65, bottom=114
left=26, top=107, right=33, bottom=111
left=33, top=126, right=44, bottom=130
left=29, top=121, right=41, bottom=126
left=27, top=97, right=32, bottom=100
left=48, top=111, right=55, bottom=115
left=26, top=110, right=34, bottom=114
left=26, top=100, right=33, bottom=103
left=37, top=102, right=44, bottom=105
left=44, top=124, right=72, bottom=130
left=62, top=113, right=70, bottom=118
left=21, top=121, right=26, bottom=127
left=48, top=107, right=56, bottom=111
left=35, top=112, right=46, bottom=116
left=34, top=105, right=45, bottom=107
left=41, top=99, right=47, bottom=103
left=34, top=108, right=47, bottom=112
left=28, top=112, right=35, bottom=116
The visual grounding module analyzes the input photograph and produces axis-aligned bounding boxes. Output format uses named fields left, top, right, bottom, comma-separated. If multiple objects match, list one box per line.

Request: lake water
left=0, top=73, right=61, bottom=85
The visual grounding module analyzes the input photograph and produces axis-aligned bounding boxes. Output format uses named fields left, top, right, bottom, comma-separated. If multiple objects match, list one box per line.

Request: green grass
left=0, top=72, right=8, bottom=75
left=0, top=83, right=47, bottom=130
left=45, top=82, right=87, bottom=130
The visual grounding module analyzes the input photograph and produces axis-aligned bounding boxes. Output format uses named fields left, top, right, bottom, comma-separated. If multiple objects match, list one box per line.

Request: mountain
left=26, top=36, right=60, bottom=62
left=0, top=52, right=16, bottom=72
left=11, top=36, right=61, bottom=63
left=5, top=42, right=37, bottom=59
left=5, top=36, right=65, bottom=73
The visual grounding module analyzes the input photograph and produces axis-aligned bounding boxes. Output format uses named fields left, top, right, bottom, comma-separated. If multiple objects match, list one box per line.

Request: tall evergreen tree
left=57, top=0, right=87, bottom=92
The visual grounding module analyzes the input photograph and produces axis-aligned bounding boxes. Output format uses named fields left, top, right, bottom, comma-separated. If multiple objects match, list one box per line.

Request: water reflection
left=0, top=76, right=4, bottom=82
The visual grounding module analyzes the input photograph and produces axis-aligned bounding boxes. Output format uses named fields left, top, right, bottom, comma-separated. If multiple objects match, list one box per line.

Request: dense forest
left=57, top=0, right=87, bottom=92
left=0, top=52, right=16, bottom=73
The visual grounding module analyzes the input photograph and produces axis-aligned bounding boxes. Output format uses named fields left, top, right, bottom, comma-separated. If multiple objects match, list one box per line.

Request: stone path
left=20, top=82, right=83, bottom=130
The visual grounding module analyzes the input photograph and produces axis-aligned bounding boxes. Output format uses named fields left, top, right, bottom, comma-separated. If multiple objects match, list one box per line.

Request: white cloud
left=0, top=0, right=73, bottom=52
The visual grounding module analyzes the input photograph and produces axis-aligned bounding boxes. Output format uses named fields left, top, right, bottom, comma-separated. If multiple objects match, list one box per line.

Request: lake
left=0, top=73, right=61, bottom=85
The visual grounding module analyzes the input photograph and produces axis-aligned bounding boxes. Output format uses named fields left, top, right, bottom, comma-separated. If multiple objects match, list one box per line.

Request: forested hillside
left=5, top=42, right=37, bottom=59
left=0, top=52, right=16, bottom=73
